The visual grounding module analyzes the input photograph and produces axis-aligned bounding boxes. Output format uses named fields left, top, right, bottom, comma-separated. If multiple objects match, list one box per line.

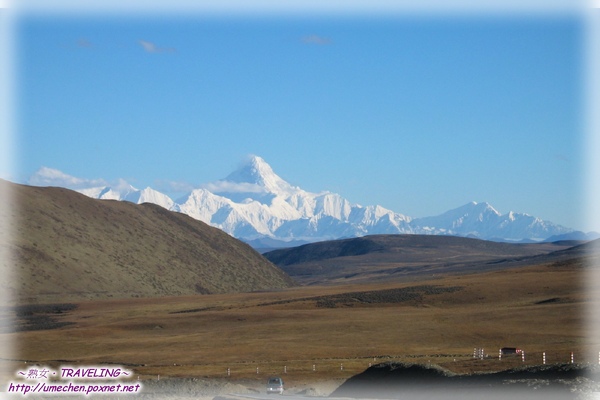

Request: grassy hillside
left=0, top=180, right=295, bottom=304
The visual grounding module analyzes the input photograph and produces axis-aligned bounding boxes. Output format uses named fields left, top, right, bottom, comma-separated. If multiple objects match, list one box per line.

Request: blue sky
left=11, top=7, right=591, bottom=231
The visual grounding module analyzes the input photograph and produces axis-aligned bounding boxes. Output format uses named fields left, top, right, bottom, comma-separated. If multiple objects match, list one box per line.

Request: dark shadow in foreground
left=330, top=362, right=600, bottom=400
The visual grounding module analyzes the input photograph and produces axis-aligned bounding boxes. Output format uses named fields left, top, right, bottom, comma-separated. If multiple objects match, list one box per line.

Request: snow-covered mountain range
left=35, top=156, right=579, bottom=246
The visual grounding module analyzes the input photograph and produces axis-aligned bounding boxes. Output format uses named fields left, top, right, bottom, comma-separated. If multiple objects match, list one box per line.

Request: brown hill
left=264, top=234, right=578, bottom=285
left=0, top=180, right=295, bottom=304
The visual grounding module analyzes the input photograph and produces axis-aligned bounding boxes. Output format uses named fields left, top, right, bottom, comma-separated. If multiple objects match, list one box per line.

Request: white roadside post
left=571, top=352, right=574, bottom=364
left=499, top=349, right=502, bottom=361
left=522, top=351, right=525, bottom=363
left=543, top=352, right=546, bottom=365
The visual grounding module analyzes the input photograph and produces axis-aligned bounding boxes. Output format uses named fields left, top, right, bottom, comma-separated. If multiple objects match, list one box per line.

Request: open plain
left=2, top=255, right=597, bottom=397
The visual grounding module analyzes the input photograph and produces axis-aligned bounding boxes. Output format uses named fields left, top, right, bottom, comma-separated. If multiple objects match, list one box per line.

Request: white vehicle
left=266, top=377, right=284, bottom=395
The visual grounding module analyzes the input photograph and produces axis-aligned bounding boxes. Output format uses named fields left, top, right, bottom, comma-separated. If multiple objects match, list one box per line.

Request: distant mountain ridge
left=411, top=201, right=574, bottom=242
left=262, top=234, right=584, bottom=285
left=31, top=155, right=583, bottom=245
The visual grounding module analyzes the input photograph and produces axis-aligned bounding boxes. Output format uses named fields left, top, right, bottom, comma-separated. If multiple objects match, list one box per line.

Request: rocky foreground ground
left=3, top=375, right=343, bottom=400
left=331, top=362, right=600, bottom=400
left=129, top=377, right=343, bottom=399
left=134, top=363, right=600, bottom=400
left=6, top=363, right=600, bottom=400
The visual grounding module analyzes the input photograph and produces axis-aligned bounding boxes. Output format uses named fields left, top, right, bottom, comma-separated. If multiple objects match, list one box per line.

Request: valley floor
left=1, top=260, right=598, bottom=398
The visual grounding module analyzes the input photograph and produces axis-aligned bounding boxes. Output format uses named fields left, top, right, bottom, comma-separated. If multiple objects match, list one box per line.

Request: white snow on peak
left=411, top=200, right=570, bottom=241
left=75, top=181, right=175, bottom=210
left=32, top=156, right=573, bottom=243
left=222, top=155, right=298, bottom=196
left=125, top=187, right=175, bottom=210
left=77, top=180, right=138, bottom=201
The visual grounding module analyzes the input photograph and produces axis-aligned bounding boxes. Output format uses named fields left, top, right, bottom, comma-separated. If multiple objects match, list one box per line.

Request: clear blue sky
left=11, top=6, right=590, bottom=231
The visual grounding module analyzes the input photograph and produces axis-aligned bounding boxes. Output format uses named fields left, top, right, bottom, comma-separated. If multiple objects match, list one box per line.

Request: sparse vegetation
left=312, top=285, right=463, bottom=308
left=0, top=180, right=294, bottom=304
left=255, top=285, right=464, bottom=308
left=1, top=261, right=591, bottom=387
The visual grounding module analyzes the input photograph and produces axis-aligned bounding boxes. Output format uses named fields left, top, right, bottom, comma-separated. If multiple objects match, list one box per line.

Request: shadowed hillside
left=331, top=362, right=599, bottom=400
left=264, top=234, right=579, bottom=284
left=0, top=180, right=295, bottom=304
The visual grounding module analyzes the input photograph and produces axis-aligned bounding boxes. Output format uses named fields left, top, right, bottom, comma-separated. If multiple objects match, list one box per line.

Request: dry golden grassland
left=1, top=261, right=595, bottom=387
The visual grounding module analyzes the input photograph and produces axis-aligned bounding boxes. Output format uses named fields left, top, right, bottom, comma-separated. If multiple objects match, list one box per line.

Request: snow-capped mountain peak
left=125, top=187, right=175, bottom=210
left=31, top=156, right=575, bottom=244
left=76, top=182, right=175, bottom=210
left=411, top=201, right=571, bottom=241
left=77, top=179, right=138, bottom=201
left=222, top=155, right=297, bottom=196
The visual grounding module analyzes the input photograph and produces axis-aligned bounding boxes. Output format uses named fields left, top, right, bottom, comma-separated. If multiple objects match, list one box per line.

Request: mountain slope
left=1, top=180, right=295, bottom=304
